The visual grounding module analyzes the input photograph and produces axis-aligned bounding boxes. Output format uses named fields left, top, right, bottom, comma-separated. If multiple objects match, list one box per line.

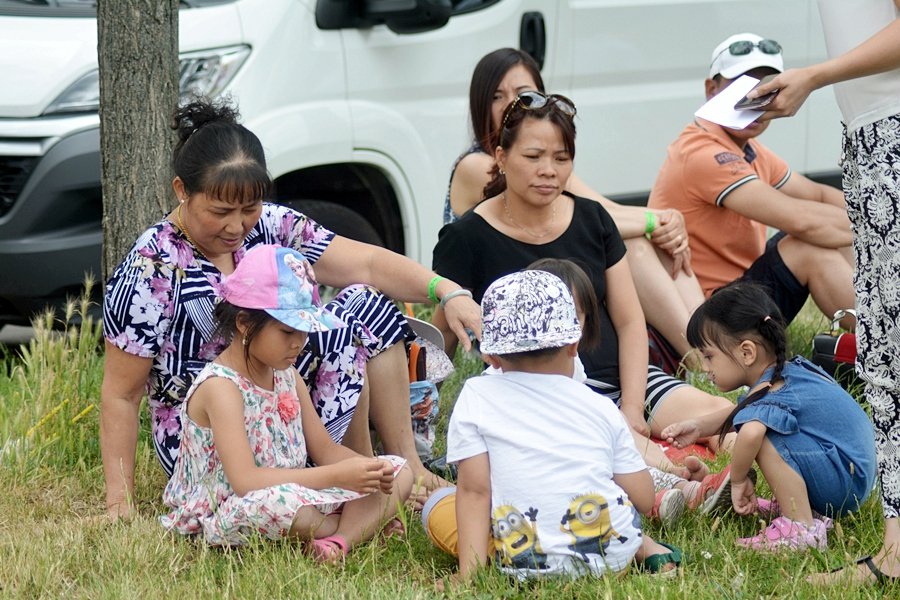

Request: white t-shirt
left=818, top=0, right=900, bottom=132
left=447, top=371, right=646, bottom=578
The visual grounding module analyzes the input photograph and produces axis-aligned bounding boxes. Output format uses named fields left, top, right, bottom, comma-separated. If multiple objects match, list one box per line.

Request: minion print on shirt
left=492, top=505, right=549, bottom=570
left=560, top=493, right=629, bottom=562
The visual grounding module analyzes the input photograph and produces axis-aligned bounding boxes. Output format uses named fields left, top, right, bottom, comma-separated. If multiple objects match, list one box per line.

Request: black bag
left=810, top=309, right=860, bottom=390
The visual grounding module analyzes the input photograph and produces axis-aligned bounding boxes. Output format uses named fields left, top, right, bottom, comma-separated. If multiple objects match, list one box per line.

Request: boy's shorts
left=421, top=486, right=495, bottom=557
left=737, top=231, right=809, bottom=323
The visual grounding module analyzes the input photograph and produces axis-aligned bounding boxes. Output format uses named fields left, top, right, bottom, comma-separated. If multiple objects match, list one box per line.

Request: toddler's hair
left=213, top=301, right=273, bottom=365
left=527, top=257, right=600, bottom=350
left=686, top=282, right=787, bottom=443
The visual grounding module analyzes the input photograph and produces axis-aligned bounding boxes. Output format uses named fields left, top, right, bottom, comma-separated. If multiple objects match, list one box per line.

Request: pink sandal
left=309, top=535, right=349, bottom=564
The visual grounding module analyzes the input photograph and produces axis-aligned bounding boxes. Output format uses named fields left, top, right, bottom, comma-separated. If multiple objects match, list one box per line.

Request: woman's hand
left=621, top=404, right=650, bottom=438
left=650, top=209, right=694, bottom=277
left=751, top=68, right=817, bottom=121
left=441, top=294, right=482, bottom=352
left=660, top=419, right=701, bottom=448
left=731, top=477, right=757, bottom=515
left=332, top=456, right=392, bottom=494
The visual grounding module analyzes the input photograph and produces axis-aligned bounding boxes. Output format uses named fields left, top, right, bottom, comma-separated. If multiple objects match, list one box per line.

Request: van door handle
left=520, top=12, right=545, bottom=70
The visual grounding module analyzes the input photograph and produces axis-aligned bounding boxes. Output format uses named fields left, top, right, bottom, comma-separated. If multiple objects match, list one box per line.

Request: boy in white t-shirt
left=424, top=270, right=683, bottom=583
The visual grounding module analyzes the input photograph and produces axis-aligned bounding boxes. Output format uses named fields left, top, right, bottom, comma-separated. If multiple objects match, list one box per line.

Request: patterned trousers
left=842, top=113, right=900, bottom=519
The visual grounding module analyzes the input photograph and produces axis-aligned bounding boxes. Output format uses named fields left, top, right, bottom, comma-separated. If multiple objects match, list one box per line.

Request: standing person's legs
left=811, top=116, right=900, bottom=585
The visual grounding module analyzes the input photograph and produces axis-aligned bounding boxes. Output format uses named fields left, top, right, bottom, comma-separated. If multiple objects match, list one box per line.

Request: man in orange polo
left=649, top=33, right=854, bottom=325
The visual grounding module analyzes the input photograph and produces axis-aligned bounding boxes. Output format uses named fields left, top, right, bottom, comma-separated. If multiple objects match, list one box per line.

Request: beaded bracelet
left=440, top=288, right=473, bottom=309
left=644, top=211, right=657, bottom=240
left=427, top=275, right=445, bottom=304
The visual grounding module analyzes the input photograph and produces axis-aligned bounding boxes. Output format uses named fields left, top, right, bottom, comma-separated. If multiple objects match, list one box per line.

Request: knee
left=624, top=236, right=654, bottom=259
left=396, top=464, right=415, bottom=499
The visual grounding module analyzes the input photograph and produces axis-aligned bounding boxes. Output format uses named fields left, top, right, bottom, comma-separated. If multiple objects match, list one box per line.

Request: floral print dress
left=160, top=363, right=405, bottom=546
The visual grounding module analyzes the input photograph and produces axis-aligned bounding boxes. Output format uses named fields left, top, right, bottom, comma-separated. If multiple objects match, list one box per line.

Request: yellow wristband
left=427, top=275, right=444, bottom=304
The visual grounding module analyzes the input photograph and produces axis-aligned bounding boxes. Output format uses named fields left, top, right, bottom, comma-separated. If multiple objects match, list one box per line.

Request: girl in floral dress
left=161, top=245, right=413, bottom=561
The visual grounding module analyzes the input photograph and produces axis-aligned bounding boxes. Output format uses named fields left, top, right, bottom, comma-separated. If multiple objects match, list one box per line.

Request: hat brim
left=265, top=306, right=346, bottom=333
left=716, top=54, right=783, bottom=79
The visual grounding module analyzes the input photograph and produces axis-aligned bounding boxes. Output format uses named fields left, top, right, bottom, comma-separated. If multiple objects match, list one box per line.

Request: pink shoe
left=755, top=497, right=780, bottom=517
left=736, top=516, right=827, bottom=551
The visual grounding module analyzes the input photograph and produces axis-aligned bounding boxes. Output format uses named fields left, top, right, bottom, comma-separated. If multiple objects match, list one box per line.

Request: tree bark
left=98, top=0, right=179, bottom=280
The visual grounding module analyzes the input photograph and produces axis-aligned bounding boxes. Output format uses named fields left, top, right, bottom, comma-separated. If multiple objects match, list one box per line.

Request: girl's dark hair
left=686, top=281, right=787, bottom=443
left=527, top=257, right=600, bottom=350
left=172, top=97, right=274, bottom=204
left=482, top=99, right=576, bottom=199
left=469, top=48, right=545, bottom=154
left=213, top=300, right=274, bottom=366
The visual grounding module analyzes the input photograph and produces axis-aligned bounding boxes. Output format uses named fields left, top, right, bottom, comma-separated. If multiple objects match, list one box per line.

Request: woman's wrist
left=440, top=288, right=473, bottom=309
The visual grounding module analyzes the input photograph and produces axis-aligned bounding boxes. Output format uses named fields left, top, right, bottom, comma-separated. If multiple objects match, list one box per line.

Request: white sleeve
left=608, top=408, right=648, bottom=475
left=446, top=384, right=488, bottom=464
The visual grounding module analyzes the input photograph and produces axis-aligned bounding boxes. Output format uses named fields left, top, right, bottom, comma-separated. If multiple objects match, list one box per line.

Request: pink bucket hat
left=221, top=245, right=345, bottom=333
left=480, top=270, right=581, bottom=355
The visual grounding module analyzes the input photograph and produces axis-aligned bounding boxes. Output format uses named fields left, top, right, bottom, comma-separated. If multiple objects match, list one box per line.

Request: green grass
left=0, top=297, right=893, bottom=598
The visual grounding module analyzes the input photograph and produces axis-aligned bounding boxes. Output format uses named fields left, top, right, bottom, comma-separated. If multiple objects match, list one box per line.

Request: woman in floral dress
left=101, top=99, right=475, bottom=519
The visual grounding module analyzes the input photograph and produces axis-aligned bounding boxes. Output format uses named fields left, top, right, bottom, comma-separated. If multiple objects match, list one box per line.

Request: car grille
left=0, top=156, right=38, bottom=217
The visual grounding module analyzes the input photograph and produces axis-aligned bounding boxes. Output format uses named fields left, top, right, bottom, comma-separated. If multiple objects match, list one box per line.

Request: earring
left=499, top=168, right=506, bottom=175
left=242, top=336, right=248, bottom=346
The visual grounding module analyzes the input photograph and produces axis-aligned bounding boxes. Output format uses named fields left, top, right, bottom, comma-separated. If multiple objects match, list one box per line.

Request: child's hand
left=660, top=420, right=700, bottom=448
left=333, top=456, right=391, bottom=494
left=731, top=477, right=757, bottom=515
left=377, top=459, right=395, bottom=495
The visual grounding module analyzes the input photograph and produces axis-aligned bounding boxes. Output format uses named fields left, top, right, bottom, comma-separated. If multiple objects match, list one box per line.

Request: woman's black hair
left=213, top=300, right=274, bottom=366
left=469, top=48, right=545, bottom=155
left=172, top=97, right=274, bottom=204
left=527, top=257, right=600, bottom=351
left=482, top=98, right=576, bottom=200
left=686, top=281, right=787, bottom=443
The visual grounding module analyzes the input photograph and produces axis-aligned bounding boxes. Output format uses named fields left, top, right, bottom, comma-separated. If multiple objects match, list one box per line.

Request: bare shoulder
left=450, top=152, right=495, bottom=215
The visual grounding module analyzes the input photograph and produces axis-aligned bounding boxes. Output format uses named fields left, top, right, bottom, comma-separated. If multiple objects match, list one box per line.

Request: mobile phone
left=734, top=74, right=779, bottom=110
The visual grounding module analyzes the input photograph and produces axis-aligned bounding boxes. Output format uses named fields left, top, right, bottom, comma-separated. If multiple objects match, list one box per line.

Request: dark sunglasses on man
left=712, top=38, right=782, bottom=64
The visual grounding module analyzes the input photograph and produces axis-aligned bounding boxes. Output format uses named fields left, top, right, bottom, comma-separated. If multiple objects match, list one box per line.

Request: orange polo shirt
left=648, top=119, right=790, bottom=296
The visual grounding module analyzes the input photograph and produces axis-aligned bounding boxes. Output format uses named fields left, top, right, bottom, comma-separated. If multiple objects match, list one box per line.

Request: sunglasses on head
left=713, top=38, right=782, bottom=63
left=500, top=91, right=577, bottom=135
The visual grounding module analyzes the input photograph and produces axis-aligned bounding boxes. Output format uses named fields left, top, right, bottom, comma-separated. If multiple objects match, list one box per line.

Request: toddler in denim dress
left=662, top=282, right=876, bottom=551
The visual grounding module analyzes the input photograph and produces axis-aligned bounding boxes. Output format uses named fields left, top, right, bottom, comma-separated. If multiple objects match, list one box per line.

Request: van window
left=452, top=0, right=501, bottom=15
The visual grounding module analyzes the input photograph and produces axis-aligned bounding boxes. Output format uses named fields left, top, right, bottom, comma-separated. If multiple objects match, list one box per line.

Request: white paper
left=694, top=75, right=763, bottom=130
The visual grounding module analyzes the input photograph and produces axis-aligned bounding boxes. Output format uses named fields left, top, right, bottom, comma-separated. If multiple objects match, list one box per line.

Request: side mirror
left=316, top=0, right=452, bottom=34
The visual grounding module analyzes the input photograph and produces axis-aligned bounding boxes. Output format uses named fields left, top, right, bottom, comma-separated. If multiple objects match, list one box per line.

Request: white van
left=0, top=0, right=841, bottom=326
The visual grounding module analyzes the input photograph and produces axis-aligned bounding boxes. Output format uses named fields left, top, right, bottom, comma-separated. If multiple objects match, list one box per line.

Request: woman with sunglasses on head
left=432, top=90, right=737, bottom=479
left=100, top=97, right=474, bottom=519
left=441, top=48, right=705, bottom=364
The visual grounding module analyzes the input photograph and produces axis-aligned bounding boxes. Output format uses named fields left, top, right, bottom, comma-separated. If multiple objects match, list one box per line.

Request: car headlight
left=178, top=44, right=251, bottom=99
left=43, top=44, right=251, bottom=115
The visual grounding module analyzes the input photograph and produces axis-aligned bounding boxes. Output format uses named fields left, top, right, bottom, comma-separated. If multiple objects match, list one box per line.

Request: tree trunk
left=98, top=0, right=179, bottom=280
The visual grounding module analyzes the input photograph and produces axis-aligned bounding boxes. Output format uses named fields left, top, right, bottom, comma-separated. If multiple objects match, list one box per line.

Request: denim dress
left=733, top=357, right=876, bottom=517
